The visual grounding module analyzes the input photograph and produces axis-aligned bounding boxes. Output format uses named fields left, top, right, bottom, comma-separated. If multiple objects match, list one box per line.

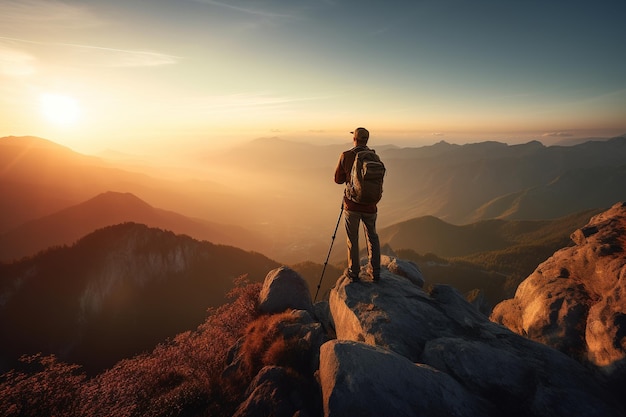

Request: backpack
left=346, top=147, right=386, bottom=204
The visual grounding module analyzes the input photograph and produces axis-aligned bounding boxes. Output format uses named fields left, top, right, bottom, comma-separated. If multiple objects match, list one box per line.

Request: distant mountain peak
left=1, top=135, right=74, bottom=152
left=86, top=191, right=153, bottom=209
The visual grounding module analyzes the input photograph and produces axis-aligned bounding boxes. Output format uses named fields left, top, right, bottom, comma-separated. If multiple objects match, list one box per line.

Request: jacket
left=334, top=145, right=377, bottom=213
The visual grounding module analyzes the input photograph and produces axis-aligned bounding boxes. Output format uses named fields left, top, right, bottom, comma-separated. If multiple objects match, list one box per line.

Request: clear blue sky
left=1, top=0, right=625, bottom=155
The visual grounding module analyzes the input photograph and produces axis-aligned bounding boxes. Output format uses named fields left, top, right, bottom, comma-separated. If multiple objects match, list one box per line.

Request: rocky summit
left=492, top=201, right=626, bottom=404
left=230, top=234, right=626, bottom=417
left=492, top=203, right=626, bottom=366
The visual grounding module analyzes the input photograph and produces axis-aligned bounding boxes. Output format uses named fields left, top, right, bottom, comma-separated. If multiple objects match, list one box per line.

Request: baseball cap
left=350, top=127, right=369, bottom=140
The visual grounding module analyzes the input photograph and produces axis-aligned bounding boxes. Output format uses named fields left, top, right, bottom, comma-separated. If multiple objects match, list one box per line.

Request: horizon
left=3, top=132, right=626, bottom=168
left=0, top=1, right=625, bottom=157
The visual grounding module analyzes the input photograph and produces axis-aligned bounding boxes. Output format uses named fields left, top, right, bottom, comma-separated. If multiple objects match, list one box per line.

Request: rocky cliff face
left=491, top=202, right=626, bottom=369
left=232, top=243, right=626, bottom=417
left=0, top=222, right=279, bottom=374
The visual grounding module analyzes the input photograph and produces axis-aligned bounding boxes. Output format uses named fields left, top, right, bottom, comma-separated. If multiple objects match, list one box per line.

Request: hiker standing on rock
left=334, top=127, right=385, bottom=282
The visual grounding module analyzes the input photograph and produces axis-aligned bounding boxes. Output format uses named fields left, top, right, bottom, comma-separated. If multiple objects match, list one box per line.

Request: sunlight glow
left=39, top=93, right=81, bottom=126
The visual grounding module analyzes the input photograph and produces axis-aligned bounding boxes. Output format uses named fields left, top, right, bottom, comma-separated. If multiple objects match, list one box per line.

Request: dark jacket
left=334, top=145, right=377, bottom=213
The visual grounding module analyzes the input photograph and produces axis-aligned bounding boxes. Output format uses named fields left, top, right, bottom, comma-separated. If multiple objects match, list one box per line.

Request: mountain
left=0, top=136, right=237, bottom=233
left=0, top=191, right=269, bottom=262
left=3, top=134, right=626, bottom=264
left=378, top=208, right=601, bottom=258
left=0, top=222, right=279, bottom=374
left=377, top=135, right=626, bottom=224
left=208, top=134, right=626, bottom=262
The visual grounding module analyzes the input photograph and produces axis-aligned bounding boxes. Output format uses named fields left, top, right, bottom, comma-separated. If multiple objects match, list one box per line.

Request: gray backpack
left=346, top=147, right=385, bottom=204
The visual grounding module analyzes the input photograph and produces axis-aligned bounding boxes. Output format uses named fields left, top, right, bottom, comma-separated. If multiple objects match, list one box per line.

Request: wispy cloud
left=193, top=0, right=297, bottom=19
left=197, top=92, right=327, bottom=111
left=0, top=0, right=178, bottom=68
left=0, top=0, right=100, bottom=29
left=0, top=45, right=36, bottom=77
left=542, top=131, right=573, bottom=138
left=0, top=36, right=180, bottom=68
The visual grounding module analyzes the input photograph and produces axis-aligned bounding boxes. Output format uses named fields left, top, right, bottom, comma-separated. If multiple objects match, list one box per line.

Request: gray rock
left=422, top=337, right=535, bottom=404
left=319, top=340, right=491, bottom=417
left=312, top=300, right=336, bottom=339
left=492, top=202, right=626, bottom=367
left=233, top=366, right=314, bottom=417
left=381, top=255, right=425, bottom=287
left=258, top=266, right=313, bottom=314
left=330, top=270, right=489, bottom=361
left=328, top=265, right=624, bottom=416
left=422, top=336, right=619, bottom=416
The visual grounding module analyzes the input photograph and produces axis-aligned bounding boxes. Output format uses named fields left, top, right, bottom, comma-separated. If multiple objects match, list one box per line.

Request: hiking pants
left=344, top=209, right=380, bottom=277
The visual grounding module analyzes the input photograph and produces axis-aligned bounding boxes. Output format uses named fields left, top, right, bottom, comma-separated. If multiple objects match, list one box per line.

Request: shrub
left=0, top=275, right=263, bottom=417
left=0, top=354, right=86, bottom=417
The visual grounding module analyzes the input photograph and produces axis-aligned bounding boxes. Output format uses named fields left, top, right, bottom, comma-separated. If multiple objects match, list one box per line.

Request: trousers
left=344, top=209, right=380, bottom=276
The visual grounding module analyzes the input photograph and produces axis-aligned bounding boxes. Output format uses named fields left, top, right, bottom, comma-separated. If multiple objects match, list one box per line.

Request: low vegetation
left=0, top=276, right=263, bottom=417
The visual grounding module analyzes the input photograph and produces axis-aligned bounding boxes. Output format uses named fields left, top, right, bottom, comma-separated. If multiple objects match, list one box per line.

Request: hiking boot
left=365, top=266, right=381, bottom=282
left=344, top=268, right=360, bottom=282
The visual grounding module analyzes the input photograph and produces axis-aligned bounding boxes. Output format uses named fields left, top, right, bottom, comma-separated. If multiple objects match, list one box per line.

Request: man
left=334, top=127, right=381, bottom=282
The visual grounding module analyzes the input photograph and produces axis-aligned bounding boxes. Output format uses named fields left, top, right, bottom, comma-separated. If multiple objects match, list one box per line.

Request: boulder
left=258, top=266, right=313, bottom=314
left=491, top=202, right=626, bottom=367
left=329, top=271, right=488, bottom=361
left=233, top=366, right=315, bottom=417
left=328, top=267, right=623, bottom=416
left=422, top=336, right=618, bottom=417
left=381, top=255, right=424, bottom=287
left=319, top=340, right=490, bottom=417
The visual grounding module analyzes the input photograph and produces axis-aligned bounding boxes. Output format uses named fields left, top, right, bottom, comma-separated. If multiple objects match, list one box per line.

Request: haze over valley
left=2, top=134, right=625, bottom=265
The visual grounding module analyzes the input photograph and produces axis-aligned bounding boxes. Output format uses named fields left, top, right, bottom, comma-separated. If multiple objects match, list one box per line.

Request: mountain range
left=2, top=134, right=626, bottom=265
left=0, top=191, right=269, bottom=262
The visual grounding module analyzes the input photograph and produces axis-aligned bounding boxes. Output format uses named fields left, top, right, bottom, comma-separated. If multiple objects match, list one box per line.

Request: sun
left=39, top=93, right=81, bottom=126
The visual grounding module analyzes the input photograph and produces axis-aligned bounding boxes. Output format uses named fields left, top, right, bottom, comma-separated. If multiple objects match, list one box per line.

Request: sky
left=0, top=0, right=625, bottom=157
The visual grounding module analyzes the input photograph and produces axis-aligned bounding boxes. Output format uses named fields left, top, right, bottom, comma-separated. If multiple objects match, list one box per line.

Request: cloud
left=0, top=0, right=101, bottom=29
left=193, top=0, right=296, bottom=19
left=0, top=2, right=177, bottom=68
left=0, top=45, right=36, bottom=77
left=197, top=93, right=326, bottom=111
left=82, top=45, right=180, bottom=67
left=432, top=132, right=444, bottom=136
left=0, top=36, right=180, bottom=68
left=542, top=131, right=574, bottom=137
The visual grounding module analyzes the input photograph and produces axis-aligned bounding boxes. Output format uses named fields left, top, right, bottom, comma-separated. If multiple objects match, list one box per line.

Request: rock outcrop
left=319, top=340, right=490, bottom=417
left=258, top=266, right=313, bottom=314
left=236, top=249, right=626, bottom=416
left=491, top=202, right=626, bottom=369
left=324, top=272, right=620, bottom=416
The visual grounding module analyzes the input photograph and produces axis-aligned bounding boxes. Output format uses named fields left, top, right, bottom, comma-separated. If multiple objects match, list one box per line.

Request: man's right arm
left=334, top=153, right=347, bottom=184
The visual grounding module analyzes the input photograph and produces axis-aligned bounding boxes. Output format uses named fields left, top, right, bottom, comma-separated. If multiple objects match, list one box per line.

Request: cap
left=350, top=127, right=369, bottom=140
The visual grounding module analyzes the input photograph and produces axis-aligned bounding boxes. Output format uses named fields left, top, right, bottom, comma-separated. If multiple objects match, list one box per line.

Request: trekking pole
left=314, top=200, right=344, bottom=303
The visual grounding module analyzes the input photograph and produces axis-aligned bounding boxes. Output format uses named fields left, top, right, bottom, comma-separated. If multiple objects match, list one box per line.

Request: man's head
left=351, top=127, right=369, bottom=145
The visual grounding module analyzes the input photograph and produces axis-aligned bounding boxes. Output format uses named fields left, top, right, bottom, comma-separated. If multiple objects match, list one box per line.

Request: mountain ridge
left=378, top=208, right=601, bottom=258
left=0, top=222, right=279, bottom=374
left=0, top=191, right=269, bottom=262
left=3, top=134, right=626, bottom=264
